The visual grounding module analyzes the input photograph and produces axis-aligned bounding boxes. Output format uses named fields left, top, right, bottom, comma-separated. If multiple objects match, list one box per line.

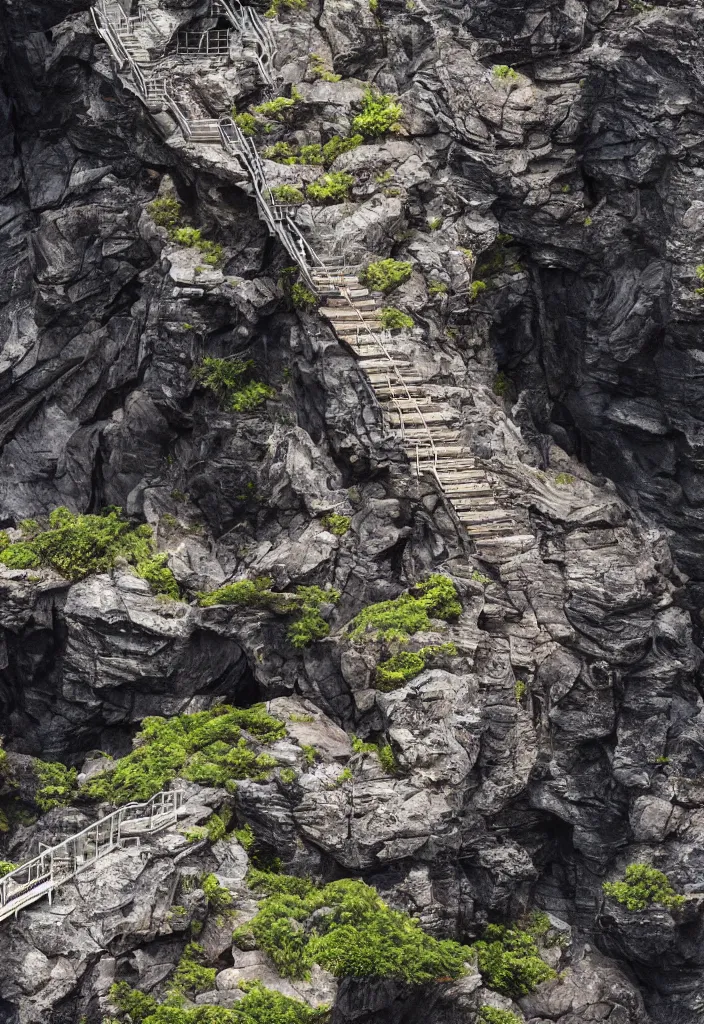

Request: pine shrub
left=347, top=574, right=461, bottom=643
left=306, top=171, right=355, bottom=203
left=352, top=87, right=403, bottom=137
left=380, top=307, right=414, bottom=330
left=360, top=258, right=412, bottom=293
left=472, top=924, right=556, bottom=998
left=602, top=864, right=685, bottom=911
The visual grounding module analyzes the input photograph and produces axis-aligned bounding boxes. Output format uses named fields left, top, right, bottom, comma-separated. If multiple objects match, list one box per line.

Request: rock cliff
left=2, top=1, right=704, bottom=1023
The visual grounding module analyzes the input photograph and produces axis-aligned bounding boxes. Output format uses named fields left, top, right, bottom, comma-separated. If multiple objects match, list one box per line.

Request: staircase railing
left=0, top=790, right=183, bottom=924
left=214, top=0, right=276, bottom=87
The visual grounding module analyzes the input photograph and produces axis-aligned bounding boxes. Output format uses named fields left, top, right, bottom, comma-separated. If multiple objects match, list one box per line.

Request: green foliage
left=263, top=135, right=362, bottom=168
left=184, top=825, right=208, bottom=843
left=135, top=555, right=180, bottom=600
left=696, top=264, right=704, bottom=281
left=193, top=357, right=275, bottom=413
left=263, top=141, right=300, bottom=163
left=253, top=90, right=301, bottom=123
left=348, top=574, right=461, bottom=643
left=380, top=307, right=413, bottom=330
left=352, top=87, right=403, bottom=137
left=197, top=575, right=278, bottom=608
left=270, top=184, right=306, bottom=204
left=470, top=280, right=487, bottom=300
left=321, top=513, right=350, bottom=536
left=0, top=530, right=9, bottom=552
left=492, top=371, right=510, bottom=397
left=428, top=217, right=443, bottom=231
left=375, top=643, right=457, bottom=691
left=286, top=585, right=340, bottom=648
left=653, top=755, right=670, bottom=765
left=265, top=0, right=307, bottom=17
left=555, top=473, right=575, bottom=485
left=291, top=283, right=318, bottom=309
left=330, top=767, right=352, bottom=787
left=306, top=171, right=355, bottom=203
left=33, top=760, right=78, bottom=811
left=234, top=112, right=257, bottom=136
left=514, top=680, right=526, bottom=702
left=0, top=861, right=17, bottom=877
left=492, top=65, right=519, bottom=81
left=602, top=864, right=685, bottom=912
left=300, top=745, right=317, bottom=765
left=279, top=768, right=297, bottom=784
left=234, top=875, right=470, bottom=983
left=109, top=981, right=158, bottom=1023
left=235, top=823, right=257, bottom=851
left=428, top=280, right=448, bottom=297
left=472, top=924, right=557, bottom=998
left=360, top=258, right=413, bottom=293
left=309, top=53, right=341, bottom=82
left=471, top=570, right=492, bottom=584
left=322, top=134, right=363, bottom=164
left=205, top=812, right=228, bottom=842
left=0, top=507, right=160, bottom=583
left=583, top=215, right=593, bottom=227
left=82, top=705, right=286, bottom=805
left=168, top=943, right=216, bottom=998
left=202, top=873, right=233, bottom=914
left=170, top=227, right=224, bottom=266
left=351, top=737, right=397, bottom=774
left=148, top=197, right=182, bottom=230
left=478, top=1008, right=523, bottom=1024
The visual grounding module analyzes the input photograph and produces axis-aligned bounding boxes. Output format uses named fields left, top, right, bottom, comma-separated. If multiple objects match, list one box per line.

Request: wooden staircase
left=312, top=266, right=532, bottom=549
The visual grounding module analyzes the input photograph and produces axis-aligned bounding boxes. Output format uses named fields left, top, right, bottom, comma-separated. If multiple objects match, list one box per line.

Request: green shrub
left=253, top=89, right=302, bottom=123
left=331, top=767, right=352, bottom=787
left=280, top=768, right=297, bottom=784
left=492, top=371, right=510, bottom=396
left=286, top=585, right=340, bottom=648
left=0, top=507, right=161, bottom=583
left=135, top=555, right=180, bottom=599
left=184, top=825, right=208, bottom=843
left=265, top=0, right=307, bottom=17
left=602, top=864, right=685, bottom=911
left=352, top=87, right=403, bottom=137
left=492, top=65, right=519, bottom=81
left=347, top=574, right=461, bottom=643
left=0, top=861, right=17, bottom=878
left=291, top=283, right=318, bottom=309
left=478, top=1008, right=523, bottom=1024
left=380, top=307, right=413, bottom=330
left=472, top=924, right=556, bottom=998
left=321, top=513, right=351, bottom=536
left=81, top=704, right=286, bottom=804
left=514, top=680, right=526, bottom=702
left=263, top=141, right=300, bottom=163
left=234, top=875, right=470, bottom=983
left=428, top=280, right=448, bottom=296
left=306, top=171, right=355, bottom=203
left=234, top=111, right=257, bottom=136
left=197, top=576, right=278, bottom=608
left=109, top=981, right=158, bottom=1023
left=202, top=873, right=233, bottom=914
left=375, top=642, right=457, bottom=691
left=351, top=737, right=397, bottom=774
left=148, top=197, right=182, bottom=230
left=193, top=357, right=275, bottom=413
left=360, top=258, right=412, bottom=293
left=170, top=227, right=224, bottom=266
left=235, top=823, right=256, bottom=851
left=554, top=472, right=575, bottom=485
left=322, top=134, right=363, bottom=164
left=309, top=53, right=341, bottom=82
left=428, top=217, right=443, bottom=231
left=34, top=760, right=77, bottom=811
left=470, top=280, right=487, bottom=300
left=167, top=942, right=216, bottom=997
left=270, top=184, right=306, bottom=204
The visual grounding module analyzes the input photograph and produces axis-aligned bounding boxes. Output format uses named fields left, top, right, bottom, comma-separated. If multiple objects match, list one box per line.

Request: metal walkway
left=0, top=790, right=183, bottom=923
left=90, top=1, right=531, bottom=551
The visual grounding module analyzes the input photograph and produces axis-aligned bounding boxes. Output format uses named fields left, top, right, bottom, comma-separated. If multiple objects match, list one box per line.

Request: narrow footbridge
left=0, top=790, right=183, bottom=923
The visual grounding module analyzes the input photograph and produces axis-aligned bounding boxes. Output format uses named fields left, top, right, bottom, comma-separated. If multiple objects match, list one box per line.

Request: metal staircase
left=0, top=791, right=183, bottom=924
left=90, top=1, right=531, bottom=550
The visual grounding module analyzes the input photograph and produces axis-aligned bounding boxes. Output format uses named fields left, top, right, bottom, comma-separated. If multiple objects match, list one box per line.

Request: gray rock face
left=2, top=0, right=704, bottom=1023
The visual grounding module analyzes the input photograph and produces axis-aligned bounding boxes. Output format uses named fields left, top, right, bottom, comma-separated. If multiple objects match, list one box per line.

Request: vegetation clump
left=234, top=873, right=471, bottom=983
left=202, top=873, right=233, bottom=914
left=375, top=643, right=457, bottom=691
left=0, top=507, right=178, bottom=596
left=351, top=736, right=398, bottom=774
left=360, top=258, right=413, bottom=293
left=265, top=0, right=307, bottom=18
left=428, top=280, right=448, bottom=297
left=472, top=923, right=557, bottom=998
left=470, top=280, right=487, bottom=300
left=352, top=87, right=403, bottom=137
left=197, top=577, right=340, bottom=649
left=147, top=198, right=224, bottom=266
left=380, top=307, right=413, bottom=330
left=321, top=513, right=351, bottom=536
left=291, top=283, right=318, bottom=309
left=0, top=861, right=17, bottom=877
left=270, top=184, right=306, bottom=204
left=193, top=357, right=275, bottom=413
left=263, top=135, right=362, bottom=168
left=306, top=171, right=355, bottom=203
left=81, top=704, right=286, bottom=804
left=347, top=574, right=461, bottom=643
left=478, top=1009, right=523, bottom=1024
left=492, top=65, right=519, bottom=81
left=34, top=760, right=78, bottom=811
left=309, top=53, right=341, bottom=82
left=602, top=864, right=685, bottom=911
left=253, top=89, right=302, bottom=123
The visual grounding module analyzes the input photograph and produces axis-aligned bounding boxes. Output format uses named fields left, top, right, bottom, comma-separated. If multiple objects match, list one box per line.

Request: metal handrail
left=164, top=79, right=193, bottom=139
left=216, top=0, right=276, bottom=87
left=0, top=790, right=183, bottom=923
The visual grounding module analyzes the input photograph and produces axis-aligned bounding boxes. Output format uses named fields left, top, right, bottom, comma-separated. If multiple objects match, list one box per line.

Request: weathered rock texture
left=2, top=0, right=704, bottom=1023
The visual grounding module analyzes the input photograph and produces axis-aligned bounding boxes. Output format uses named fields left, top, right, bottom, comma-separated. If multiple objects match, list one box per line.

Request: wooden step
left=474, top=532, right=534, bottom=548
left=401, top=429, right=461, bottom=442
left=458, top=510, right=512, bottom=524
left=389, top=411, right=456, bottom=426
left=449, top=496, right=498, bottom=510
left=322, top=310, right=382, bottom=323
left=432, top=459, right=478, bottom=470
left=439, top=473, right=489, bottom=485
left=359, top=358, right=411, bottom=370
left=382, top=397, right=433, bottom=409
